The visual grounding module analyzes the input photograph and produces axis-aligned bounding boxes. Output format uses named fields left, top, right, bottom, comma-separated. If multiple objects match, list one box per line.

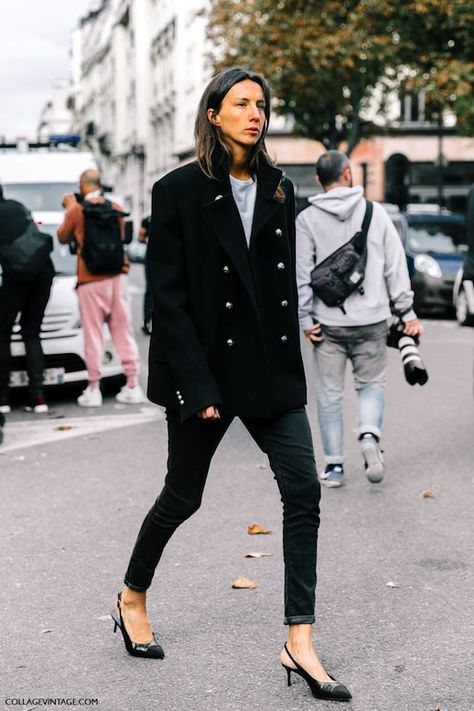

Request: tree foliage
left=206, top=0, right=474, bottom=152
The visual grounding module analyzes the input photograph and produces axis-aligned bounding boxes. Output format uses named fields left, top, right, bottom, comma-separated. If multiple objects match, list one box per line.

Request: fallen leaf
left=54, top=425, right=74, bottom=432
left=247, top=523, right=272, bottom=535
left=422, top=490, right=434, bottom=498
left=386, top=581, right=400, bottom=588
left=258, top=464, right=267, bottom=470
left=244, top=551, right=272, bottom=558
left=232, top=577, right=257, bottom=589
left=41, top=629, right=54, bottom=634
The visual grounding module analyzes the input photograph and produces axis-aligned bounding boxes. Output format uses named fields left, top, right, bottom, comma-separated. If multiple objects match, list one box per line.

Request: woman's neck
left=229, top=148, right=253, bottom=181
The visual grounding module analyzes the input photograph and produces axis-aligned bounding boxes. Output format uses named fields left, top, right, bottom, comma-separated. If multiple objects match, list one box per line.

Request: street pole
left=437, top=113, right=444, bottom=212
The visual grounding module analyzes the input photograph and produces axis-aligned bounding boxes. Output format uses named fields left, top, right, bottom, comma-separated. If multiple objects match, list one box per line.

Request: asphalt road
left=1, top=266, right=473, bottom=711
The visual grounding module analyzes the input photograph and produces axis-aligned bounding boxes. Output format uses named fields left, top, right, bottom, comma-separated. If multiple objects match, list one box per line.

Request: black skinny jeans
left=0, top=261, right=54, bottom=399
left=124, top=406, right=321, bottom=624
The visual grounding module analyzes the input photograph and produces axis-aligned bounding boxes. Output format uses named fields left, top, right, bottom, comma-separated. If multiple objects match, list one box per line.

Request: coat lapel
left=201, top=158, right=284, bottom=308
left=203, top=191, right=258, bottom=310
left=249, top=161, right=283, bottom=247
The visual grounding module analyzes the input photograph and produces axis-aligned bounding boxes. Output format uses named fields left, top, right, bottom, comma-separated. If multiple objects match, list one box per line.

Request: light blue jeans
left=313, top=321, right=388, bottom=464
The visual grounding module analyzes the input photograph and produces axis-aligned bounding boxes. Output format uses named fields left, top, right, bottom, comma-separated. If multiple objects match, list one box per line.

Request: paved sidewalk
left=1, top=319, right=473, bottom=711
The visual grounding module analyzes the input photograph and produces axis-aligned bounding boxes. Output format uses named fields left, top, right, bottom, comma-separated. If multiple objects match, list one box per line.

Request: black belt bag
left=310, top=200, right=373, bottom=313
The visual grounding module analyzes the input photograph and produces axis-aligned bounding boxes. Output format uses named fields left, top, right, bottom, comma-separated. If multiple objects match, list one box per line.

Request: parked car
left=4, top=213, right=124, bottom=389
left=403, top=205, right=467, bottom=313
left=126, top=239, right=147, bottom=264
left=453, top=186, right=474, bottom=327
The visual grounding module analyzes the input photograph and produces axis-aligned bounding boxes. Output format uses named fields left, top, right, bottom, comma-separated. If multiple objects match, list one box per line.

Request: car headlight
left=414, top=254, right=442, bottom=279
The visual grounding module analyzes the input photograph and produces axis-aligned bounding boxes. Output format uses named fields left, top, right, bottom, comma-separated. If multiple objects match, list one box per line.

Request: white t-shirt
left=229, top=175, right=257, bottom=247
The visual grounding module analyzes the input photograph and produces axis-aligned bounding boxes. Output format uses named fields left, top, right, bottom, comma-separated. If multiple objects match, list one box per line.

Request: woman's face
left=208, top=79, right=266, bottom=156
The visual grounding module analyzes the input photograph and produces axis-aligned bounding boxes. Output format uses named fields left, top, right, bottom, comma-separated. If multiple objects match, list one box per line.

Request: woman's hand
left=197, top=405, right=221, bottom=420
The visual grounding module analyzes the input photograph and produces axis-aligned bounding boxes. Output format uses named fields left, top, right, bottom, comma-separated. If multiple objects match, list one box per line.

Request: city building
left=37, top=79, right=77, bottom=144
left=68, top=0, right=474, bottom=224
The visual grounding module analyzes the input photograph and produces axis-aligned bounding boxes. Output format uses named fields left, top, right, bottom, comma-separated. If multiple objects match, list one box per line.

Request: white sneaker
left=0, top=403, right=11, bottom=414
left=360, top=434, right=384, bottom=483
left=115, top=384, right=146, bottom=404
left=77, top=386, right=103, bottom=408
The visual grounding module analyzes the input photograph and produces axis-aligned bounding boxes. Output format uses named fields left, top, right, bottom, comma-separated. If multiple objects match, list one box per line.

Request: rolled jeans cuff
left=123, top=577, right=149, bottom=593
left=284, top=615, right=315, bottom=625
left=358, top=425, right=382, bottom=439
left=324, top=455, right=345, bottom=465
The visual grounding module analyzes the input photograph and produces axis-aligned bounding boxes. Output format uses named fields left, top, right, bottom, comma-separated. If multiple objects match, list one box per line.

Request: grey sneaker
left=360, top=434, right=384, bottom=483
left=320, top=464, right=344, bottom=488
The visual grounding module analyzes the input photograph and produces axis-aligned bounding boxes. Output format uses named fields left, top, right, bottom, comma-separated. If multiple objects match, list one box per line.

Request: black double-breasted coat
left=146, top=156, right=307, bottom=421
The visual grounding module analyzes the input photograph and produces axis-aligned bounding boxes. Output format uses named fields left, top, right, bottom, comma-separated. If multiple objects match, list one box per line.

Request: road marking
left=0, top=407, right=164, bottom=454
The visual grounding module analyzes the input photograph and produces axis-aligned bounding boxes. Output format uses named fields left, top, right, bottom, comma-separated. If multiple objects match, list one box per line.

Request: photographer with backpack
left=296, top=151, right=422, bottom=488
left=57, top=169, right=145, bottom=407
left=0, top=183, right=54, bottom=414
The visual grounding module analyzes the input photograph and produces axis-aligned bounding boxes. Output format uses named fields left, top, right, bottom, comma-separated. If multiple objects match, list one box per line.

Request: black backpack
left=310, top=200, right=373, bottom=313
left=81, top=200, right=128, bottom=275
left=0, top=221, right=53, bottom=282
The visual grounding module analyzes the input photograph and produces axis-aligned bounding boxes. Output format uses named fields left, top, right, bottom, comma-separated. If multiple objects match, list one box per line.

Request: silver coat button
left=281, top=335, right=288, bottom=343
left=277, top=262, right=285, bottom=270
left=223, top=265, right=230, bottom=273
left=281, top=300, right=288, bottom=307
left=226, top=338, right=234, bottom=347
left=225, top=301, right=233, bottom=310
left=275, top=228, right=282, bottom=236
left=215, top=194, right=223, bottom=201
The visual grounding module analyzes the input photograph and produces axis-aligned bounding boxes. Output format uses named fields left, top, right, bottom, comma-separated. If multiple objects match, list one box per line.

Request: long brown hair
left=194, top=67, right=285, bottom=200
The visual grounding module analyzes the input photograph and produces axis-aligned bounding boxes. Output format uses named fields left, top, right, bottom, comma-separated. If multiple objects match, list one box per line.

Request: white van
left=0, top=148, right=98, bottom=211
left=0, top=147, right=125, bottom=388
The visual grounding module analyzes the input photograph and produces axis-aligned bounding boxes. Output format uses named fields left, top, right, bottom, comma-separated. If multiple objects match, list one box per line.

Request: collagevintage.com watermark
left=4, top=700, right=99, bottom=707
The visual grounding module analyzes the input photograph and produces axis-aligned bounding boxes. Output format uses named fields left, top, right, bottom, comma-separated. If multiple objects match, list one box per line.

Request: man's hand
left=403, top=318, right=423, bottom=338
left=62, top=193, right=77, bottom=210
left=197, top=405, right=220, bottom=420
left=304, top=322, right=324, bottom=346
left=138, top=227, right=148, bottom=244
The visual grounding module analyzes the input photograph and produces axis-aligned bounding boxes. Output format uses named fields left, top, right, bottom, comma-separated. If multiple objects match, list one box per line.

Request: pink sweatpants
left=77, top=275, right=139, bottom=387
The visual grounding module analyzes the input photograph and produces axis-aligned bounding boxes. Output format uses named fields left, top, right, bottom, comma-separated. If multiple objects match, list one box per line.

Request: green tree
left=206, top=0, right=474, bottom=153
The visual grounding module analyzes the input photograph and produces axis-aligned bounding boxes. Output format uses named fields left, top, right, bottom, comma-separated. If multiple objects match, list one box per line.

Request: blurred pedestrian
left=137, top=214, right=152, bottom=333
left=0, top=183, right=54, bottom=414
left=57, top=169, right=145, bottom=407
left=112, top=68, right=351, bottom=703
left=296, top=150, right=422, bottom=488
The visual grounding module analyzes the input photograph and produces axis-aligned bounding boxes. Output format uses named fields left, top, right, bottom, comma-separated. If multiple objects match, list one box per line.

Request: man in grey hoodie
left=296, top=150, right=422, bottom=488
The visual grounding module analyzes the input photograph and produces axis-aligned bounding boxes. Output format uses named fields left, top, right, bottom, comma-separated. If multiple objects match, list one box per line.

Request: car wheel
left=456, top=288, right=474, bottom=327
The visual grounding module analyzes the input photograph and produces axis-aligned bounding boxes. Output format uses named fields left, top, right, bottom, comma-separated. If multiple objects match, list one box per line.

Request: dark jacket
left=0, top=196, right=31, bottom=246
left=147, top=156, right=307, bottom=421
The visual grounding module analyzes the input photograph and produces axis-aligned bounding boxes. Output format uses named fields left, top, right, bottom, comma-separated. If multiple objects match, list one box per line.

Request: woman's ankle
left=121, top=586, right=147, bottom=607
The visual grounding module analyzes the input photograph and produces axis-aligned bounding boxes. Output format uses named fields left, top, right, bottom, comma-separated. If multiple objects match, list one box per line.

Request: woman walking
left=112, top=67, right=351, bottom=702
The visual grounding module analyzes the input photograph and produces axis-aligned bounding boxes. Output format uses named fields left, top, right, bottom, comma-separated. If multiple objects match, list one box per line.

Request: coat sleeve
left=57, top=204, right=80, bottom=243
left=147, top=178, right=222, bottom=420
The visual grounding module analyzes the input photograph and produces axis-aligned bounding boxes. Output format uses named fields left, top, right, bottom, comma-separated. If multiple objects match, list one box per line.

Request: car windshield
left=3, top=183, right=76, bottom=212
left=39, top=224, right=77, bottom=276
left=407, top=221, right=467, bottom=255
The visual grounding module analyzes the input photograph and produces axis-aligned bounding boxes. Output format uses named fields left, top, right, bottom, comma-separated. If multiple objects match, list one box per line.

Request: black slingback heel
left=111, top=592, right=165, bottom=659
left=281, top=643, right=351, bottom=702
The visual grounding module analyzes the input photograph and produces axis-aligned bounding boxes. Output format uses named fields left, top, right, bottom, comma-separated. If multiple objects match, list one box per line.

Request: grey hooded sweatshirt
left=296, top=186, right=415, bottom=329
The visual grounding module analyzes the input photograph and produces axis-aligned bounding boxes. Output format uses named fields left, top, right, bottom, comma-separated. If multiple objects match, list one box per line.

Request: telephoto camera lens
left=387, top=321, right=428, bottom=386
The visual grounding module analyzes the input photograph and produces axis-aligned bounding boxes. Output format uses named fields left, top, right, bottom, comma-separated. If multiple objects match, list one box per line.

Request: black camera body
left=387, top=320, right=428, bottom=386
